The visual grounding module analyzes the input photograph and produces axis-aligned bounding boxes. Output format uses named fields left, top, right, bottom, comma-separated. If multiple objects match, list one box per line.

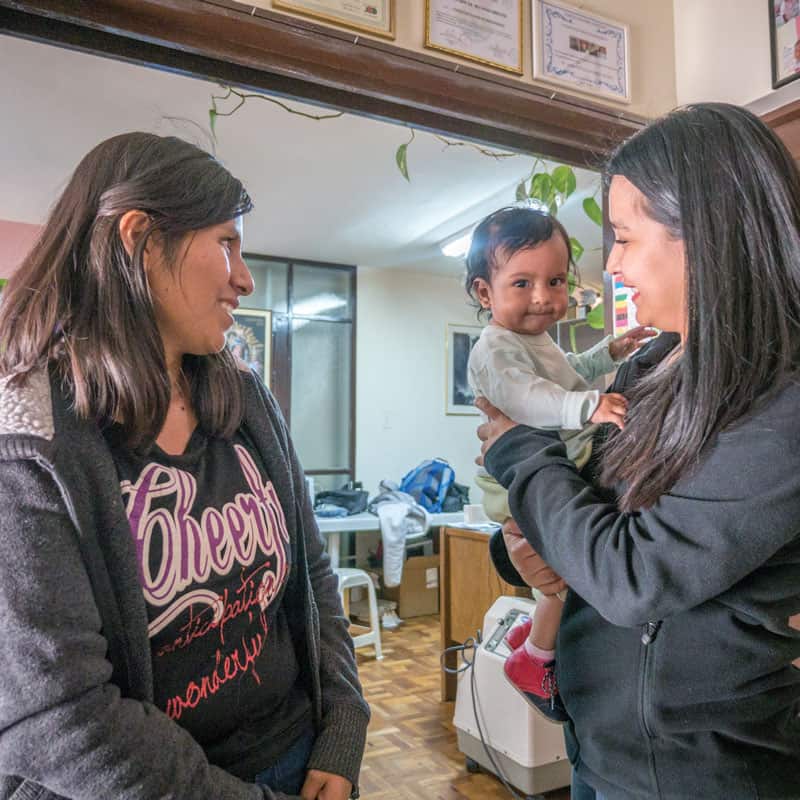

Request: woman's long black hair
left=601, top=103, right=800, bottom=510
left=0, top=132, right=253, bottom=450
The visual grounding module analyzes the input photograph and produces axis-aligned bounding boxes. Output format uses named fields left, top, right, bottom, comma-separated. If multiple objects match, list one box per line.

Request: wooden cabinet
left=439, top=525, right=530, bottom=701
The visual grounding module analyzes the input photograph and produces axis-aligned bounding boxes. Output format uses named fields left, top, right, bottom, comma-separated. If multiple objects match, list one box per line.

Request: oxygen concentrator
left=452, top=596, right=570, bottom=798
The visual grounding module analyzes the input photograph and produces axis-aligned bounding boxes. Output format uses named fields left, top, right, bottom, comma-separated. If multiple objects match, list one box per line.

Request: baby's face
left=478, top=236, right=570, bottom=336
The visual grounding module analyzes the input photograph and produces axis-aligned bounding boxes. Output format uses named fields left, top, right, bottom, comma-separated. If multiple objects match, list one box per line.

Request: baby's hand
left=590, top=392, right=628, bottom=429
left=608, top=326, right=658, bottom=361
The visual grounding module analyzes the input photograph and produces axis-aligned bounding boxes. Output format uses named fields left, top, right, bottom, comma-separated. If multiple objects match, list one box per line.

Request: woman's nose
left=232, top=255, right=254, bottom=296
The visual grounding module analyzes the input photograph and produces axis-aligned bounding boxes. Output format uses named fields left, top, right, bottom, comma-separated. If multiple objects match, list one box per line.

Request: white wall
left=356, top=266, right=484, bottom=502
left=674, top=0, right=800, bottom=113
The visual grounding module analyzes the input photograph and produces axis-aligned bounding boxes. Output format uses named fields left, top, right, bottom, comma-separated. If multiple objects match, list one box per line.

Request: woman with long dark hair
left=478, top=103, right=800, bottom=799
left=0, top=132, right=368, bottom=800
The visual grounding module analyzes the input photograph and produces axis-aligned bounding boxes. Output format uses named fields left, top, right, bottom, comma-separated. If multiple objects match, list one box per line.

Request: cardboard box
left=381, top=554, right=440, bottom=618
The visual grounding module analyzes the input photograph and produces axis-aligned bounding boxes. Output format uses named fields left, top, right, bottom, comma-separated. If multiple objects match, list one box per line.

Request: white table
left=314, top=511, right=465, bottom=568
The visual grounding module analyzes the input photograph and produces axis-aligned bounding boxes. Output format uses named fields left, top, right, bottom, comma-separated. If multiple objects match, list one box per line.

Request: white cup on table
left=463, top=504, right=489, bottom=524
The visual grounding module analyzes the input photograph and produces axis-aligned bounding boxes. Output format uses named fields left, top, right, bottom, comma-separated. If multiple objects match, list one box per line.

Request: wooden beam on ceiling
left=0, top=0, right=646, bottom=166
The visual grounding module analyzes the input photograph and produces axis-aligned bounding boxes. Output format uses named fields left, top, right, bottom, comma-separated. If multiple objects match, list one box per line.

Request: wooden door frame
left=0, top=0, right=646, bottom=166
left=763, top=99, right=800, bottom=161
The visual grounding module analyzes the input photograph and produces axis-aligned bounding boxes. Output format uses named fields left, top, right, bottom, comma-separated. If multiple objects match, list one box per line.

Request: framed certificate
left=532, top=0, right=630, bottom=103
left=770, top=0, right=800, bottom=88
left=425, top=0, right=523, bottom=75
left=272, top=0, right=395, bottom=39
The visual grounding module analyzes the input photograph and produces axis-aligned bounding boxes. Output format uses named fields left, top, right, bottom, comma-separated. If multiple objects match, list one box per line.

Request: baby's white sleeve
left=566, top=335, right=617, bottom=383
left=473, top=344, right=599, bottom=430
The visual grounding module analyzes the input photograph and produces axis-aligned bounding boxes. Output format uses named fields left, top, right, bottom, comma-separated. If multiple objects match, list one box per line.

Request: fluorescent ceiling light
left=439, top=197, right=553, bottom=259
left=526, top=198, right=549, bottom=213
left=293, top=293, right=347, bottom=317
left=291, top=292, right=348, bottom=330
left=441, top=230, right=473, bottom=258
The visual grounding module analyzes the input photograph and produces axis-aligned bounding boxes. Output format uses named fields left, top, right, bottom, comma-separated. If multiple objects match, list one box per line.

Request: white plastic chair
left=335, top=567, right=383, bottom=660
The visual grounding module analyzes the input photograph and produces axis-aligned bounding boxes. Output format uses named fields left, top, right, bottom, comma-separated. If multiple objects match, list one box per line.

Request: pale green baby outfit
left=469, top=324, right=619, bottom=522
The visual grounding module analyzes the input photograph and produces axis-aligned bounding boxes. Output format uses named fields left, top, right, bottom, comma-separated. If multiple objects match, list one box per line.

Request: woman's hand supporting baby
left=475, top=397, right=518, bottom=464
left=503, top=519, right=567, bottom=596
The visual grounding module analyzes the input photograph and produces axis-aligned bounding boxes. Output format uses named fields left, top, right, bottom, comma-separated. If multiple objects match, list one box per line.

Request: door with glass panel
left=242, top=255, right=355, bottom=497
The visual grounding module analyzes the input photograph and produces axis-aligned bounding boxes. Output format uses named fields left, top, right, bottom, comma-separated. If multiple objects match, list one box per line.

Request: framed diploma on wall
left=272, top=0, right=395, bottom=39
left=770, top=0, right=800, bottom=88
left=532, top=0, right=631, bottom=103
left=425, top=0, right=523, bottom=75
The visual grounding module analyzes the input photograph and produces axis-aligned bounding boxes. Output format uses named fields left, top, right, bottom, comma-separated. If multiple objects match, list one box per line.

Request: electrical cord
left=441, top=632, right=524, bottom=800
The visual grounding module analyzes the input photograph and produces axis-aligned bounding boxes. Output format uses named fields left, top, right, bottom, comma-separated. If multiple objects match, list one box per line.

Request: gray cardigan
left=0, top=367, right=369, bottom=800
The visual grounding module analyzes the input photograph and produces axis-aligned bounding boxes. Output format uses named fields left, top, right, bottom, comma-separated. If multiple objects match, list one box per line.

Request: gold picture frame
left=273, top=0, right=395, bottom=40
left=425, top=0, right=524, bottom=75
left=445, top=323, right=483, bottom=416
left=226, top=309, right=272, bottom=388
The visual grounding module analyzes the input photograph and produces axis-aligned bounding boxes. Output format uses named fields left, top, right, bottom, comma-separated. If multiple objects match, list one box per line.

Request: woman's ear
left=473, top=277, right=492, bottom=309
left=118, top=210, right=151, bottom=261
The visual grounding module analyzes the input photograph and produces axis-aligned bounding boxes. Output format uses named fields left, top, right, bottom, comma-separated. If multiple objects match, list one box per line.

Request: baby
left=465, top=206, right=651, bottom=721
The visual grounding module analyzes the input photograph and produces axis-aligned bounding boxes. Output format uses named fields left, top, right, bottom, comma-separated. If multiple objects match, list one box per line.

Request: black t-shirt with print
left=105, top=424, right=312, bottom=779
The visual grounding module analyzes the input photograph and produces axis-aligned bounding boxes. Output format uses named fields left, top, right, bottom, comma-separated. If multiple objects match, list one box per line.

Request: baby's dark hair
left=464, top=206, right=576, bottom=318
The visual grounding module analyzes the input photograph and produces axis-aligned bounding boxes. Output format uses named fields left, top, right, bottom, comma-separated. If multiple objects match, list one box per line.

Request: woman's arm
left=255, top=381, right=369, bottom=793
left=0, top=462, right=284, bottom=800
left=296, top=478, right=370, bottom=796
left=481, top=405, right=800, bottom=627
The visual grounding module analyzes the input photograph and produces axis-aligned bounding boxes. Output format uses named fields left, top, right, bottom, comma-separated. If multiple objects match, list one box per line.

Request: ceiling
left=0, top=34, right=603, bottom=283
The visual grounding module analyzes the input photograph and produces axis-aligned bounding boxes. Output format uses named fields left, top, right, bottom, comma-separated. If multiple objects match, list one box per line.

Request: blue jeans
left=254, top=727, right=316, bottom=795
left=571, top=769, right=607, bottom=800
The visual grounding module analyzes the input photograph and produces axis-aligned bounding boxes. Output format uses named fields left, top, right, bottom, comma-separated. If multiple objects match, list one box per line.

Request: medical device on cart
left=452, top=596, right=570, bottom=799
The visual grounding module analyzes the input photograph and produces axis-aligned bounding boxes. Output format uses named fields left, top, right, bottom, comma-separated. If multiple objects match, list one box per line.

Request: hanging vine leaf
left=569, top=237, right=584, bottom=262
left=586, top=302, right=605, bottom=330
left=515, top=180, right=528, bottom=202
left=209, top=108, right=218, bottom=138
left=396, top=143, right=410, bottom=181
left=551, top=165, right=577, bottom=199
left=583, top=196, right=603, bottom=226
left=529, top=173, right=553, bottom=205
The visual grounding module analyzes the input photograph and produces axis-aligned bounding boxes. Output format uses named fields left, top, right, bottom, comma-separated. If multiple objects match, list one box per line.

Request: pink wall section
left=0, top=219, right=42, bottom=279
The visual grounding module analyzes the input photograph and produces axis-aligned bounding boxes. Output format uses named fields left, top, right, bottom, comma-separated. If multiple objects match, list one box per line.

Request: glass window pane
left=244, top=256, right=288, bottom=314
left=292, top=264, right=352, bottom=320
left=291, top=320, right=351, bottom=471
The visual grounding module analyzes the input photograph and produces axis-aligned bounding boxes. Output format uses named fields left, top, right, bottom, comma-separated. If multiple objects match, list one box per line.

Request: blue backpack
left=399, top=458, right=456, bottom=513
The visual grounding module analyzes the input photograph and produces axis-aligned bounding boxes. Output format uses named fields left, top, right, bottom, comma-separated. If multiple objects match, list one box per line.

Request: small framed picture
left=532, top=0, right=631, bottom=103
left=770, top=0, right=800, bottom=88
left=272, top=0, right=395, bottom=39
left=226, top=309, right=272, bottom=387
left=445, top=323, right=482, bottom=416
left=425, top=0, right=523, bottom=75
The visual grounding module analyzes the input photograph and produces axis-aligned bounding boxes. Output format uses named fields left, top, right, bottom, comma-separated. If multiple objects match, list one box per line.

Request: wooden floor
left=356, top=615, right=571, bottom=800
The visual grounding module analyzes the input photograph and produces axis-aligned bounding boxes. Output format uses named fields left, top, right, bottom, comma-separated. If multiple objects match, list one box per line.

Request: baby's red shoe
left=503, top=645, right=569, bottom=724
